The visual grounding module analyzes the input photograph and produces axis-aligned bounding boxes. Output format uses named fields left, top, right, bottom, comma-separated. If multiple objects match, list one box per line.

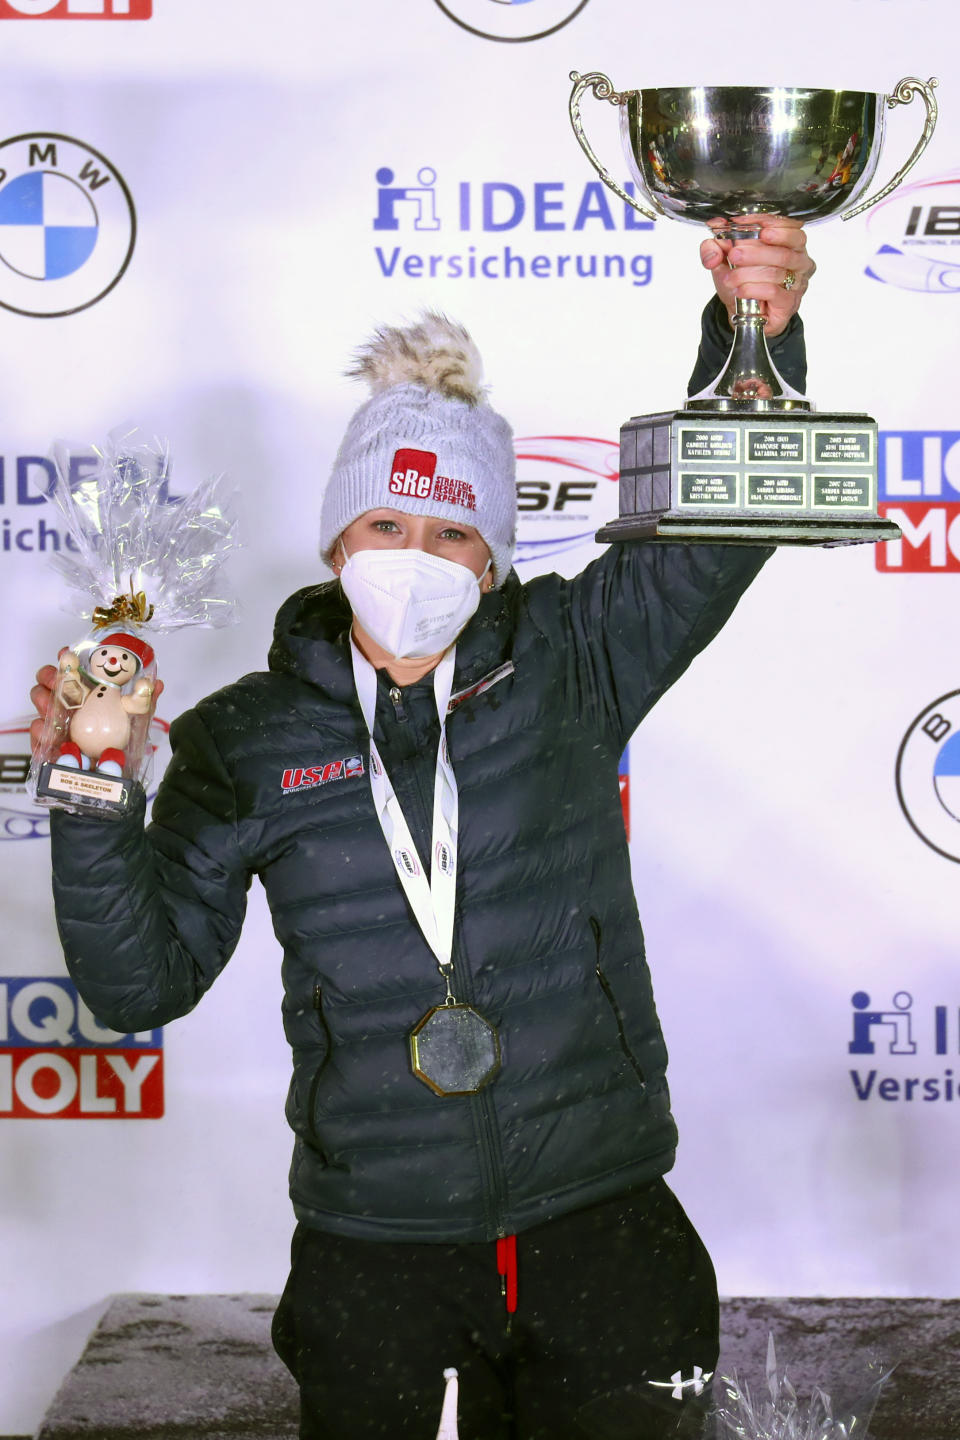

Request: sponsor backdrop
left=0, top=0, right=956, bottom=1431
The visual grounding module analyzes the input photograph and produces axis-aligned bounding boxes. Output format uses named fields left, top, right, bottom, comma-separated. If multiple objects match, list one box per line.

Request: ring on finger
left=782, top=269, right=798, bottom=291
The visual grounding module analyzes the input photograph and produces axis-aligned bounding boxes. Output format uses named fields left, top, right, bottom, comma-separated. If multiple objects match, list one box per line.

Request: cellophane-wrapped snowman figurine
left=28, top=428, right=237, bottom=818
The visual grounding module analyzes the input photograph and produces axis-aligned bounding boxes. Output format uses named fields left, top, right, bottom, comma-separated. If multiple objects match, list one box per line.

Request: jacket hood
left=267, top=572, right=523, bottom=702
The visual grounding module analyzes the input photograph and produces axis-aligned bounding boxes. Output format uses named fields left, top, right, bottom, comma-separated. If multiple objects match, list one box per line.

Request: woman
left=34, top=220, right=814, bottom=1440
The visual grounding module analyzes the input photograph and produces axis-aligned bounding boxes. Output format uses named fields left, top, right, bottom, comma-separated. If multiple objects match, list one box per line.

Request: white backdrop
left=0, top=1, right=958, bottom=1433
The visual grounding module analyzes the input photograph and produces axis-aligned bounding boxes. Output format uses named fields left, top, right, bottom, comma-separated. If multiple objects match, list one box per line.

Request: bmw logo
left=432, top=0, right=590, bottom=42
left=0, top=133, right=136, bottom=317
left=896, top=690, right=960, bottom=863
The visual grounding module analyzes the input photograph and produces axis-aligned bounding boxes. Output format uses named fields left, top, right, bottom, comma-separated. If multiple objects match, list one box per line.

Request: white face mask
left=339, top=544, right=489, bottom=660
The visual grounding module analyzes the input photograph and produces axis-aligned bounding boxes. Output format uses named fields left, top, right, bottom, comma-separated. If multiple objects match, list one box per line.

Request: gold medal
left=410, top=1003, right=501, bottom=1097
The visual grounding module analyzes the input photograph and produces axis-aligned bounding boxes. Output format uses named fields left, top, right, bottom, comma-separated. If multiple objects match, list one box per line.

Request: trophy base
left=36, top=761, right=134, bottom=817
left=606, top=408, right=899, bottom=548
left=596, top=514, right=901, bottom=546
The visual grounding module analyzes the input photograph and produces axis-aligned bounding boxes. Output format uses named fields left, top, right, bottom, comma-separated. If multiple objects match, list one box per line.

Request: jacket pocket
left=590, top=916, right=646, bottom=1088
left=305, top=982, right=333, bottom=1163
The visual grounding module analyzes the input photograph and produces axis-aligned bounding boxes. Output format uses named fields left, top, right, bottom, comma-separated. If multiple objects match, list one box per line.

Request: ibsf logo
left=0, top=977, right=163, bottom=1119
left=865, top=172, right=960, bottom=293
left=0, top=714, right=170, bottom=840
left=514, top=435, right=619, bottom=568
left=0, top=134, right=136, bottom=317
left=848, top=988, right=960, bottom=1104
left=876, top=431, right=960, bottom=572
left=896, top=691, right=960, bottom=863
left=432, top=0, right=590, bottom=43
left=0, top=0, right=150, bottom=14
left=395, top=848, right=420, bottom=879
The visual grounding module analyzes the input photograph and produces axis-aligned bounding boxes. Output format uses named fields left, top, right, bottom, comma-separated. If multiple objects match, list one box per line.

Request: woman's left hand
left=699, top=215, right=816, bottom=337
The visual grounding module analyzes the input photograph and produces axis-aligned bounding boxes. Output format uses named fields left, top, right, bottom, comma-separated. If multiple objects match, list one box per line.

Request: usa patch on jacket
left=281, top=755, right=365, bottom=793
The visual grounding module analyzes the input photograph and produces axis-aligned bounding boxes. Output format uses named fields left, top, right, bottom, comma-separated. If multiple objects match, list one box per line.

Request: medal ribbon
left=350, top=640, right=459, bottom=992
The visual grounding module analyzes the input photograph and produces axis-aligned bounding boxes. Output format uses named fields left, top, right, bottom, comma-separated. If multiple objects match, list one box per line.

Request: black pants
left=272, top=1180, right=718, bottom=1440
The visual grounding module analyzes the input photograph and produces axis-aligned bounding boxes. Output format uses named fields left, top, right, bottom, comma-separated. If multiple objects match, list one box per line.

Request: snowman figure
left=55, top=632, right=155, bottom=778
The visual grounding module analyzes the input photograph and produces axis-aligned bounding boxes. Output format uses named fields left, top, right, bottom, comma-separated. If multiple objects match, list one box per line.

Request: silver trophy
left=568, top=78, right=939, bottom=544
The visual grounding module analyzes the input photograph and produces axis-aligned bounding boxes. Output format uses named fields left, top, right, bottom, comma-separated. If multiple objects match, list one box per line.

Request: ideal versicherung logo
left=372, top=164, right=654, bottom=290
left=0, top=133, right=136, bottom=316
left=848, top=989, right=960, bottom=1105
left=433, top=0, right=590, bottom=42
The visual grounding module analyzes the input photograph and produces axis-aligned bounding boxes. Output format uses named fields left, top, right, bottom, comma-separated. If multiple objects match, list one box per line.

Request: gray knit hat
left=320, top=314, right=517, bottom=587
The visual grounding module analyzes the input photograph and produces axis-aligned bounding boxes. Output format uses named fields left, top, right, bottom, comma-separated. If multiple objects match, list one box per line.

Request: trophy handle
left=842, top=76, right=939, bottom=222
left=568, top=70, right=660, bottom=222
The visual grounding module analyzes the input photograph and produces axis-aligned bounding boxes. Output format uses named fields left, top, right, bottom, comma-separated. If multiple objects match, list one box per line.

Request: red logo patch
left=388, top=448, right=477, bottom=511
left=390, top=448, right=437, bottom=499
left=0, top=0, right=151, bottom=15
left=282, top=755, right=364, bottom=794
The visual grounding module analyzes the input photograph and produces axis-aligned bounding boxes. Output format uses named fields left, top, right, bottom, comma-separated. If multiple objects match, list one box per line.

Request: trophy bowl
left=567, top=75, right=939, bottom=544
left=620, top=86, right=886, bottom=226
left=571, top=76, right=937, bottom=410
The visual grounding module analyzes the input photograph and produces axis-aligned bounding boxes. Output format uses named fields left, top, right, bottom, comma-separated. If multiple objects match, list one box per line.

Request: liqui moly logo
left=877, top=431, right=960, bottom=573
left=282, top=756, right=364, bottom=794
left=0, top=1, right=151, bottom=18
left=0, top=977, right=162, bottom=1119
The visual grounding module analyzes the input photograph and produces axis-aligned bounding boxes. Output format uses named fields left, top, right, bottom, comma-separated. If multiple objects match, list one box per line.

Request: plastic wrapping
left=28, top=428, right=237, bottom=818
left=712, top=1333, right=891, bottom=1440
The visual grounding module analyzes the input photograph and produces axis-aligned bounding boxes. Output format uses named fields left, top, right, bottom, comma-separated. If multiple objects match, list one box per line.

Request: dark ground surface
left=34, top=1293, right=960, bottom=1439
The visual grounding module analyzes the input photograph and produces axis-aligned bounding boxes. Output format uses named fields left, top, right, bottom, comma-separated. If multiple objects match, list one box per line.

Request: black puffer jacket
left=50, top=304, right=804, bottom=1243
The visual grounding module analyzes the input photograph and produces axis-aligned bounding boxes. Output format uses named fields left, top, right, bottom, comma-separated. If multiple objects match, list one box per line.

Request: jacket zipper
left=447, top=932, right=509, bottom=1236
left=389, top=676, right=509, bottom=1233
left=590, top=917, right=646, bottom=1087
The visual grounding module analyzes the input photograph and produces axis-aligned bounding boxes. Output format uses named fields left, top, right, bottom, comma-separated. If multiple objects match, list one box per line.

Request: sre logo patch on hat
left=390, top=448, right=437, bottom=499
left=388, top=447, right=479, bottom=512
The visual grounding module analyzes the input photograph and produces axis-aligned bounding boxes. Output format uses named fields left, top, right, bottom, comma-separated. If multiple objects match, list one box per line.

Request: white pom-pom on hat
left=321, top=313, right=517, bottom=588
left=348, top=312, right=485, bottom=407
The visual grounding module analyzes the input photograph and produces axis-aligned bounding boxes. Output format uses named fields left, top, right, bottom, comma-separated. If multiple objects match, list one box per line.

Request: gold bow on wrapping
left=92, top=579, right=155, bottom=629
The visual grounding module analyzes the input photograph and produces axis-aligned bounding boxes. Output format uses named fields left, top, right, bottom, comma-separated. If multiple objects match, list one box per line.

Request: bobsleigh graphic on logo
left=867, top=245, right=960, bottom=293
left=864, top=173, right=960, bottom=294
left=513, top=435, right=619, bottom=568
left=432, top=0, right=590, bottom=43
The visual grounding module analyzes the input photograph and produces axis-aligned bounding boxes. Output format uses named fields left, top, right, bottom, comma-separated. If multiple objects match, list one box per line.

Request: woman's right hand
left=30, top=652, right=165, bottom=753
left=30, top=657, right=62, bottom=754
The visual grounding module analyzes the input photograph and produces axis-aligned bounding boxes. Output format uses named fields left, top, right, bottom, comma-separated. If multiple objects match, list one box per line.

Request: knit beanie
left=320, top=314, right=517, bottom=588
